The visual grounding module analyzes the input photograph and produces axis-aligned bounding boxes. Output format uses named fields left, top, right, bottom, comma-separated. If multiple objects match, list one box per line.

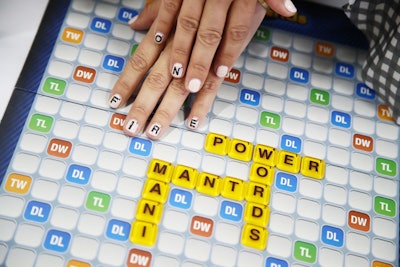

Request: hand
left=138, top=0, right=297, bottom=93
left=108, top=0, right=296, bottom=139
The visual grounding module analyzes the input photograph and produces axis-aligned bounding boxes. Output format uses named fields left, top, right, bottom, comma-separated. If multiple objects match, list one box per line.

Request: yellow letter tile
left=276, top=150, right=301, bottom=174
left=244, top=202, right=270, bottom=227
left=228, top=138, right=253, bottom=162
left=196, top=172, right=222, bottom=197
left=241, top=223, right=268, bottom=250
left=204, top=133, right=229, bottom=156
left=245, top=182, right=270, bottom=206
left=147, top=159, right=174, bottom=183
left=130, top=220, right=158, bottom=247
left=142, top=179, right=170, bottom=203
left=221, top=177, right=246, bottom=201
left=253, top=144, right=276, bottom=167
left=249, top=163, right=274, bottom=186
left=135, top=199, right=163, bottom=224
left=172, top=165, right=198, bottom=189
left=301, top=156, right=325, bottom=179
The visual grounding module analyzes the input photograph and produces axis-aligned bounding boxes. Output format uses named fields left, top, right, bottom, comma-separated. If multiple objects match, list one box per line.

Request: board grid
left=0, top=0, right=399, bottom=267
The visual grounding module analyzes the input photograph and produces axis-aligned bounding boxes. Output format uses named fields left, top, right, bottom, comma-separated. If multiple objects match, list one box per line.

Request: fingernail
left=188, top=78, right=201, bottom=93
left=187, top=117, right=199, bottom=129
left=284, top=0, right=297, bottom=13
left=216, top=65, right=229, bottom=78
left=154, top=32, right=164, bottom=44
left=125, top=119, right=139, bottom=135
left=109, top=93, right=122, bottom=109
left=128, top=15, right=138, bottom=25
left=147, top=122, right=162, bottom=137
left=171, top=63, right=184, bottom=78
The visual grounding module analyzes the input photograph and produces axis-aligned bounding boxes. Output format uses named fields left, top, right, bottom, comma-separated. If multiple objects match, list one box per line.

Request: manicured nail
left=128, top=15, right=138, bottom=25
left=216, top=65, right=229, bottom=78
left=148, top=122, right=162, bottom=137
left=125, top=119, right=139, bottom=135
left=187, top=117, right=199, bottom=129
left=171, top=63, right=184, bottom=78
left=188, top=78, right=201, bottom=93
left=109, top=93, right=122, bottom=109
left=284, top=0, right=297, bottom=13
left=154, top=32, right=164, bottom=44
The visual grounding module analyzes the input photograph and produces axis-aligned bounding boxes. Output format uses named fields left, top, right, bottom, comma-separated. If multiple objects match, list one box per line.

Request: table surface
left=0, top=0, right=48, bottom=122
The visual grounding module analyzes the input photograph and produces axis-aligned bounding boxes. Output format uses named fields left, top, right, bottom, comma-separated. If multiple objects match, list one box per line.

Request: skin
left=109, top=0, right=297, bottom=139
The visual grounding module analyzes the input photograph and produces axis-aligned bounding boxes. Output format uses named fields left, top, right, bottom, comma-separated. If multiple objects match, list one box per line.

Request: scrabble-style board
left=0, top=0, right=399, bottom=266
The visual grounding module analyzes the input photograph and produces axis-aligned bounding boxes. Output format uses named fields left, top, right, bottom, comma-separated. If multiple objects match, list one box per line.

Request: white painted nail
left=154, top=32, right=164, bottom=44
left=188, top=78, right=201, bottom=93
left=128, top=15, right=138, bottom=25
left=147, top=122, right=162, bottom=137
left=187, top=117, right=199, bottom=129
left=284, top=0, right=297, bottom=13
left=171, top=63, right=184, bottom=78
left=125, top=119, right=139, bottom=135
left=216, top=65, right=229, bottom=78
left=109, top=93, right=122, bottom=109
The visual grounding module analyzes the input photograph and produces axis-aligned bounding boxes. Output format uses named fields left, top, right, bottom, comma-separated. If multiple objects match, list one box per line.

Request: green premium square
left=374, top=196, right=396, bottom=217
left=376, top=158, right=397, bottom=177
left=253, top=27, right=270, bottom=42
left=294, top=241, right=317, bottom=263
left=42, top=77, right=66, bottom=96
left=86, top=191, right=111, bottom=212
left=310, top=89, right=330, bottom=105
left=260, top=111, right=281, bottom=129
left=28, top=114, right=54, bottom=133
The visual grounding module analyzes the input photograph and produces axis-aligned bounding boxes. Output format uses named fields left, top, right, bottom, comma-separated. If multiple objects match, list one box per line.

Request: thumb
left=129, top=0, right=162, bottom=30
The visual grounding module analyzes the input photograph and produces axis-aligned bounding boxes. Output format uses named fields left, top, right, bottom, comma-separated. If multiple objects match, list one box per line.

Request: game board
left=0, top=0, right=399, bottom=266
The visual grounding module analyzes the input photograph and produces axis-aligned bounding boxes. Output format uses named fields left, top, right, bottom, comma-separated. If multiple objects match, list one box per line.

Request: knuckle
left=219, top=52, right=236, bottom=64
left=128, top=51, right=148, bottom=73
left=178, top=15, right=199, bottom=33
left=228, top=24, right=249, bottom=42
left=197, top=29, right=222, bottom=47
left=146, top=72, right=170, bottom=91
left=202, top=79, right=219, bottom=94
left=163, top=0, right=181, bottom=12
left=172, top=46, right=190, bottom=57
left=191, top=63, right=209, bottom=74
left=130, top=105, right=147, bottom=117
left=114, top=79, right=132, bottom=94
left=155, top=108, right=173, bottom=122
left=169, top=79, right=188, bottom=96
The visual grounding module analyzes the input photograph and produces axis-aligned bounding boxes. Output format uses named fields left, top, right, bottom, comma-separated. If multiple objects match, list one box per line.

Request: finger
left=108, top=21, right=166, bottom=110
left=265, top=0, right=297, bottom=17
left=123, top=38, right=174, bottom=136
left=129, top=0, right=161, bottom=30
left=187, top=3, right=267, bottom=130
left=184, top=0, right=233, bottom=93
left=151, top=0, right=183, bottom=44
left=213, top=0, right=259, bottom=79
left=169, top=0, right=205, bottom=79
left=186, top=72, right=224, bottom=131
left=145, top=78, right=190, bottom=139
